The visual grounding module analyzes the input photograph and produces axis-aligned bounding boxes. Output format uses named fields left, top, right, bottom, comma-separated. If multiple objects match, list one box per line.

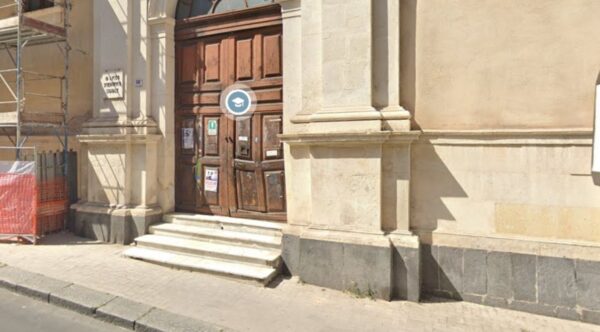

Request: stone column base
left=70, top=203, right=162, bottom=244
left=282, top=227, right=420, bottom=301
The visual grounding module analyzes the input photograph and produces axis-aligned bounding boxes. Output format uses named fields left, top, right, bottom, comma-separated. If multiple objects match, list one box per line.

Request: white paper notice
left=266, top=150, right=279, bottom=157
left=593, top=83, right=600, bottom=173
left=182, top=128, right=194, bottom=149
left=205, top=169, right=218, bottom=192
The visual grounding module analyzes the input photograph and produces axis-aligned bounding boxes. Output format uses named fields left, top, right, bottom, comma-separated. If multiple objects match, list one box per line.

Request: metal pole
left=15, top=0, right=22, bottom=160
left=63, top=0, right=71, bottom=229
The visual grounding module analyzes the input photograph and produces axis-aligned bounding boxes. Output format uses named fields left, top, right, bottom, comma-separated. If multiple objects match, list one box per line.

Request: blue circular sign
left=225, top=89, right=252, bottom=116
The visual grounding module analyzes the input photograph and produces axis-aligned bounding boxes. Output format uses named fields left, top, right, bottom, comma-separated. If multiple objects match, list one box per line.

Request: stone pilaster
left=72, top=0, right=162, bottom=244
left=278, top=0, right=420, bottom=301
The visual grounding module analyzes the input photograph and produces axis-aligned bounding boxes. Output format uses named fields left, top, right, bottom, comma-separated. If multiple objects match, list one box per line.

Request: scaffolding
left=0, top=0, right=71, bottom=166
left=0, top=1, right=72, bottom=243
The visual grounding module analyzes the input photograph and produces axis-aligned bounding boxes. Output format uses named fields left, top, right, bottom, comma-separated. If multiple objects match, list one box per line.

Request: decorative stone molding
left=280, top=130, right=420, bottom=146
left=418, top=128, right=594, bottom=146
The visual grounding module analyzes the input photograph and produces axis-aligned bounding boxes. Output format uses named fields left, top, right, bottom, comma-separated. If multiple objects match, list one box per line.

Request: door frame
left=174, top=4, right=287, bottom=222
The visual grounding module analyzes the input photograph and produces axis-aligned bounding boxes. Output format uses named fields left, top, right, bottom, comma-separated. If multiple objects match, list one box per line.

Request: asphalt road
left=0, top=288, right=126, bottom=332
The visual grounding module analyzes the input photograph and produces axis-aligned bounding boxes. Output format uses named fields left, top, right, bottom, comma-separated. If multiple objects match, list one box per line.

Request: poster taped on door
left=182, top=128, right=194, bottom=149
left=205, top=168, right=219, bottom=192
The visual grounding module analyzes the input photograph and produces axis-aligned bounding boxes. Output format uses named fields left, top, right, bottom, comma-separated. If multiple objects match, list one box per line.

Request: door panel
left=203, top=42, right=221, bottom=83
left=265, top=170, right=285, bottom=212
left=235, top=38, right=254, bottom=81
left=175, top=9, right=286, bottom=222
left=262, top=34, right=281, bottom=77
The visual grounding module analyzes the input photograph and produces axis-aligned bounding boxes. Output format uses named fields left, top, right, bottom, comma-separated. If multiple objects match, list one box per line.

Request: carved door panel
left=228, top=28, right=286, bottom=221
left=175, top=37, right=230, bottom=215
left=175, top=8, right=286, bottom=221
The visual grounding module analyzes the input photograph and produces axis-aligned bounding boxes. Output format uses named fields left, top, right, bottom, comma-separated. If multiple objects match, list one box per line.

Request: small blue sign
left=225, top=89, right=252, bottom=116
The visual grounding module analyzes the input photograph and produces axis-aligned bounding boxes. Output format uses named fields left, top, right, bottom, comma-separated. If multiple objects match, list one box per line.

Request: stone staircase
left=123, top=213, right=283, bottom=286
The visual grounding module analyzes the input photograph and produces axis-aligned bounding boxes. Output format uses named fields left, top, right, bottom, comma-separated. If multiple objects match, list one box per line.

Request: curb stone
left=49, top=284, right=117, bottom=315
left=0, top=264, right=232, bottom=332
left=96, top=296, right=154, bottom=330
left=136, top=308, right=227, bottom=332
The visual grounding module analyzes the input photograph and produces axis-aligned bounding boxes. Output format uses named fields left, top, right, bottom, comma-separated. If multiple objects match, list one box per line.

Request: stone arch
left=148, top=0, right=178, bottom=19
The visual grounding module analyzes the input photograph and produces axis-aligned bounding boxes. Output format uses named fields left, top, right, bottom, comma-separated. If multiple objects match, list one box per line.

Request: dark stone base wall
left=70, top=209, right=162, bottom=245
left=393, top=244, right=421, bottom=302
left=422, top=245, right=600, bottom=325
left=281, top=234, right=420, bottom=301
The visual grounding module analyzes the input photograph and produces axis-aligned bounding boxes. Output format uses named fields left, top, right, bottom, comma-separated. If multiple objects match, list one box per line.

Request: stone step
left=163, top=213, right=282, bottom=237
left=123, top=247, right=279, bottom=285
left=150, top=223, right=281, bottom=249
left=134, top=234, right=281, bottom=267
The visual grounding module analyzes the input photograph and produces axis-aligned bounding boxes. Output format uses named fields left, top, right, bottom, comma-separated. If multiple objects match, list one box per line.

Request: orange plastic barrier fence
left=0, top=151, right=76, bottom=243
left=37, top=179, right=68, bottom=235
left=0, top=169, right=38, bottom=238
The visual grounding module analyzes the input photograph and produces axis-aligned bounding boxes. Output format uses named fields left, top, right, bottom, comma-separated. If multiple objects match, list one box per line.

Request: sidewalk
left=0, top=232, right=598, bottom=332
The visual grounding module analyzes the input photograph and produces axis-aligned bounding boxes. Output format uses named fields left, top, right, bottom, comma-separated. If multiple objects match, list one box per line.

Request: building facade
left=4, top=0, right=599, bottom=324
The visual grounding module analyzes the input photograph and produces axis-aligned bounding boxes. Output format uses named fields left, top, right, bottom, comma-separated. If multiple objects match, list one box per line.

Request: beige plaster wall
left=403, top=0, right=600, bottom=130
left=411, top=137, right=600, bottom=244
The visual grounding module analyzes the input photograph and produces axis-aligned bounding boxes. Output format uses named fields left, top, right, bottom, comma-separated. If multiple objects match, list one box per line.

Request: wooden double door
left=175, top=6, right=286, bottom=222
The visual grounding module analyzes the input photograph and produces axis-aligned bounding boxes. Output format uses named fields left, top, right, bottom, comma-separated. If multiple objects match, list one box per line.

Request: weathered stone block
left=510, top=300, right=557, bottom=318
left=461, top=293, right=483, bottom=304
left=487, top=252, right=511, bottom=299
left=342, top=242, right=392, bottom=300
left=299, top=238, right=393, bottom=300
left=72, top=209, right=159, bottom=245
left=109, top=215, right=131, bottom=245
left=281, top=234, right=300, bottom=276
left=392, top=245, right=420, bottom=302
left=73, top=212, right=111, bottom=243
left=131, top=213, right=162, bottom=241
left=538, top=256, right=576, bottom=307
left=463, top=249, right=487, bottom=295
left=555, top=307, right=580, bottom=321
left=483, top=296, right=509, bottom=309
left=511, top=253, right=537, bottom=302
left=421, top=244, right=439, bottom=292
left=582, top=310, right=600, bottom=325
left=576, top=259, right=600, bottom=311
left=298, top=238, right=344, bottom=291
left=438, top=246, right=463, bottom=297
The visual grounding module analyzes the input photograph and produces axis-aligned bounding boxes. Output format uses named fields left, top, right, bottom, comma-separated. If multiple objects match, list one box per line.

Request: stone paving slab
left=136, top=308, right=230, bottom=332
left=96, top=296, right=153, bottom=330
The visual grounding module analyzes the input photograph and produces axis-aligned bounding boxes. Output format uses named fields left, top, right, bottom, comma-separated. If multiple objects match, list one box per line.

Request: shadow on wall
left=411, top=141, right=468, bottom=299
left=410, top=141, right=468, bottom=234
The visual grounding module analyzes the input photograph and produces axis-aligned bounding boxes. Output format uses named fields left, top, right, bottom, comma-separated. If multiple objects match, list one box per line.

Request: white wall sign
left=102, top=70, right=124, bottom=99
left=593, top=83, right=600, bottom=173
